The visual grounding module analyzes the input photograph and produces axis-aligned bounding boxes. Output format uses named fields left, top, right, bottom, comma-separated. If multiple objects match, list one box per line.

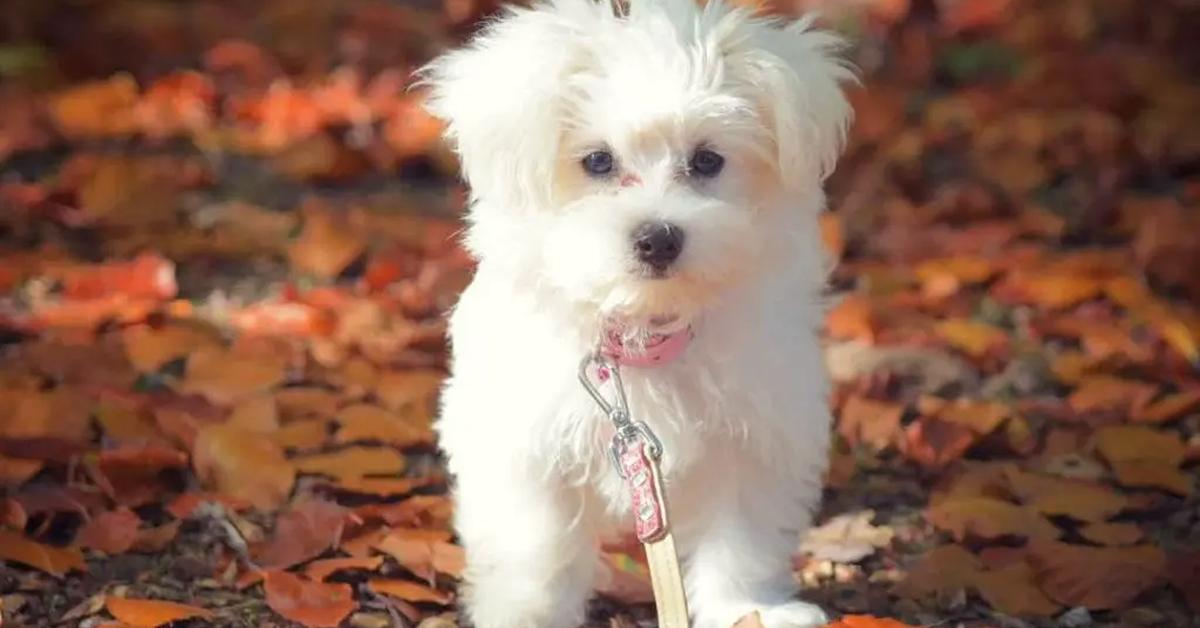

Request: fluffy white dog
left=422, top=0, right=853, bottom=626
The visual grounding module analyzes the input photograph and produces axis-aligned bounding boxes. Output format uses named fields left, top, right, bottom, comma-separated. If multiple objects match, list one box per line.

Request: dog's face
left=424, top=0, right=852, bottom=329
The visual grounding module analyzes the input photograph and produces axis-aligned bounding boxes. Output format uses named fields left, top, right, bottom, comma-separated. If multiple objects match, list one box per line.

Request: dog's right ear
left=419, top=4, right=582, bottom=210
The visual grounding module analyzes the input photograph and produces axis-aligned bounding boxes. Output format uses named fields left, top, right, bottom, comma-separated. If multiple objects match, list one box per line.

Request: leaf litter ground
left=1, top=0, right=1199, bottom=627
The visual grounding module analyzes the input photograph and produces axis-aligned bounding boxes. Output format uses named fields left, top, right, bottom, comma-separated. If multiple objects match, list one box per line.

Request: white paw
left=757, top=601, right=830, bottom=628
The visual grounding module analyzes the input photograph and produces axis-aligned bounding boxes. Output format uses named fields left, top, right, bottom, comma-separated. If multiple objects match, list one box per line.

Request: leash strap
left=579, top=355, right=690, bottom=628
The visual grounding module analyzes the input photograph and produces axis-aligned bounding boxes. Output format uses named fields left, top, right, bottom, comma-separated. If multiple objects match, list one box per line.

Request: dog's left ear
left=726, top=15, right=856, bottom=189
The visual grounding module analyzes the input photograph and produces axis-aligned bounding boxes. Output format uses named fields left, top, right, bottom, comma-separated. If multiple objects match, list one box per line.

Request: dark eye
left=581, top=151, right=615, bottom=176
left=690, top=148, right=724, bottom=177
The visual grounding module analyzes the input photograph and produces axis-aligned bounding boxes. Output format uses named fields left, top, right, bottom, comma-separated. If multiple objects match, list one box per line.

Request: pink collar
left=601, top=327, right=693, bottom=367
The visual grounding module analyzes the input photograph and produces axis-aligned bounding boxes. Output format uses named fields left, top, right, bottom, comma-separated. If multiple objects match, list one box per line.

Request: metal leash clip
left=578, top=353, right=664, bottom=478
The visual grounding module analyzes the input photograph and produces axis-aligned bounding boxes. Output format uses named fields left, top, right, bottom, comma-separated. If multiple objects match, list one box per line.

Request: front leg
left=453, top=461, right=598, bottom=628
left=678, top=456, right=827, bottom=628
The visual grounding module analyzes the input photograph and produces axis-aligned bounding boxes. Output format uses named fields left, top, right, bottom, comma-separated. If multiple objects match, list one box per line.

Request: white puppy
left=422, top=0, right=852, bottom=626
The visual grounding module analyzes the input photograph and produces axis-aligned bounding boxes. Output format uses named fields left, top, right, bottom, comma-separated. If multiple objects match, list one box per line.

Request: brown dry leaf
left=1001, top=272, right=1104, bottom=309
left=1004, top=468, right=1129, bottom=522
left=305, top=556, right=384, bottom=581
left=95, top=402, right=159, bottom=443
left=328, top=476, right=427, bottom=497
left=105, top=597, right=213, bottom=627
left=1093, top=425, right=1185, bottom=467
left=914, top=255, right=996, bottom=298
left=1079, top=522, right=1143, bottom=547
left=288, top=203, right=367, bottom=279
left=1029, top=542, right=1167, bottom=610
left=271, top=419, right=332, bottom=451
left=1132, top=390, right=1200, bottom=424
left=76, top=508, right=142, bottom=555
left=182, top=346, right=288, bottom=404
left=0, top=389, right=93, bottom=442
left=373, top=531, right=465, bottom=582
left=1110, top=460, right=1193, bottom=496
left=227, top=395, right=280, bottom=434
left=292, top=447, right=406, bottom=482
left=973, top=562, right=1063, bottom=616
left=130, top=520, right=182, bottom=553
left=927, top=497, right=1060, bottom=542
left=335, top=403, right=432, bottom=448
left=893, top=544, right=982, bottom=598
left=122, top=322, right=220, bottom=373
left=192, top=423, right=295, bottom=510
left=837, top=396, right=903, bottom=451
left=900, top=417, right=978, bottom=471
left=1068, top=376, right=1158, bottom=415
left=374, top=369, right=443, bottom=417
left=0, top=455, right=44, bottom=486
left=254, top=499, right=348, bottom=569
left=275, top=387, right=341, bottom=421
left=368, top=578, right=452, bottom=605
left=0, top=529, right=86, bottom=577
left=935, top=319, right=1007, bottom=358
left=263, top=570, right=355, bottom=628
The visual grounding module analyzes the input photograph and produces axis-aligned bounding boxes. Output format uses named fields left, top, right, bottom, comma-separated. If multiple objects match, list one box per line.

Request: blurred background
left=1, top=1, right=1199, bottom=627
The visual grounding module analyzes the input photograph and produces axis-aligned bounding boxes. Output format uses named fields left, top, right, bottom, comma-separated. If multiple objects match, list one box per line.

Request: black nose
left=632, top=221, right=685, bottom=272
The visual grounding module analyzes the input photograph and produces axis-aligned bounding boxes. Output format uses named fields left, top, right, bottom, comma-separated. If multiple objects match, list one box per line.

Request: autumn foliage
left=1, top=0, right=1199, bottom=626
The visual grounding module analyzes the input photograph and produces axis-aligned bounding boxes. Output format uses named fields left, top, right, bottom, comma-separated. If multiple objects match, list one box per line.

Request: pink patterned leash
left=579, top=351, right=690, bottom=628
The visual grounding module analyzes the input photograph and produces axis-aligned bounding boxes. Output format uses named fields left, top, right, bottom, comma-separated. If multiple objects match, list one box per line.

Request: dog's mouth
left=600, top=313, right=693, bottom=366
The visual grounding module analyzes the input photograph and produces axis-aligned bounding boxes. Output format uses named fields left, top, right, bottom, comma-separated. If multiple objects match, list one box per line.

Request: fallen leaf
left=1093, top=425, right=1185, bottom=467
left=1004, top=468, right=1129, bottom=522
left=263, top=570, right=355, bottom=628
left=227, top=395, right=280, bottom=433
left=254, top=499, right=348, bottom=569
left=973, top=562, right=1062, bottom=616
left=274, top=387, right=341, bottom=421
left=305, top=556, right=384, bottom=581
left=1079, top=522, right=1143, bottom=547
left=1132, top=390, right=1200, bottom=424
left=900, top=417, right=978, bottom=470
left=271, top=419, right=332, bottom=451
left=915, top=255, right=996, bottom=298
left=182, top=346, right=288, bottom=404
left=60, top=253, right=177, bottom=301
left=935, top=399, right=1011, bottom=435
left=893, top=544, right=982, bottom=598
left=292, top=446, right=406, bottom=481
left=1029, top=542, right=1167, bottom=610
left=0, top=529, right=86, bottom=577
left=49, top=75, right=139, bottom=138
left=105, top=597, right=213, bottom=627
left=837, top=397, right=903, bottom=450
left=373, top=369, right=443, bottom=415
left=798, top=510, right=894, bottom=563
left=327, top=476, right=427, bottom=497
left=130, top=520, right=182, bottom=553
left=927, top=497, right=1060, bottom=542
left=288, top=203, right=367, bottom=279
left=826, top=294, right=876, bottom=343
left=1068, top=376, right=1157, bottom=415
left=192, top=423, right=295, bottom=510
left=165, top=492, right=251, bottom=519
left=1110, top=460, right=1193, bottom=496
left=335, top=403, right=432, bottom=448
left=368, top=578, right=452, bottom=605
left=76, top=508, right=142, bottom=555
left=373, top=531, right=464, bottom=582
left=121, top=322, right=220, bottom=372
left=936, top=318, right=1007, bottom=358
left=823, top=617, right=918, bottom=628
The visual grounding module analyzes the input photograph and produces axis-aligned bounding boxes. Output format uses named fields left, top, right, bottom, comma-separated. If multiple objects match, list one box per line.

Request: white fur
left=421, top=0, right=853, bottom=626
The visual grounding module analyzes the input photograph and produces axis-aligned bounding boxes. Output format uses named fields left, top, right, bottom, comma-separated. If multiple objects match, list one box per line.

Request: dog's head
left=422, top=0, right=853, bottom=329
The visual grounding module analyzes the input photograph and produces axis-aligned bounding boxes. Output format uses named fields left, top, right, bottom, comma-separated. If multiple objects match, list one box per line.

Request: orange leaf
left=999, top=272, right=1103, bottom=309
left=0, top=529, right=85, bottom=577
left=368, top=578, right=453, bottom=605
left=935, top=319, right=1007, bottom=358
left=335, top=404, right=433, bottom=448
left=61, top=253, right=177, bottom=301
left=192, top=423, right=295, bottom=511
left=263, top=570, right=355, bottom=628
left=1068, top=376, right=1157, bottom=415
left=373, top=532, right=464, bottom=582
left=899, top=417, right=978, bottom=470
left=182, top=346, right=287, bottom=404
left=122, top=322, right=221, bottom=373
left=292, top=446, right=406, bottom=482
left=227, top=395, right=280, bottom=434
left=105, top=597, right=213, bottom=627
left=1029, top=542, right=1166, bottom=610
left=825, top=294, right=876, bottom=343
left=927, top=497, right=1060, bottom=542
left=49, top=75, right=139, bottom=138
left=837, top=396, right=903, bottom=451
left=914, top=255, right=996, bottom=299
left=934, top=399, right=1011, bottom=435
left=76, top=508, right=142, bottom=555
left=819, top=213, right=845, bottom=260
left=288, top=204, right=367, bottom=279
left=253, top=499, right=348, bottom=569
left=305, top=555, right=384, bottom=581
left=824, top=615, right=919, bottom=628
